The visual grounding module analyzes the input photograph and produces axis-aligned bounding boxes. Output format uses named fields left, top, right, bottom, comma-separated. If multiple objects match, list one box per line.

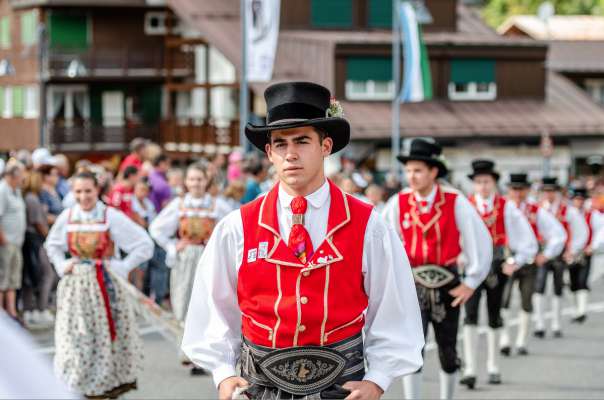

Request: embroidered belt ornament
left=258, top=346, right=347, bottom=396
left=413, top=264, right=456, bottom=289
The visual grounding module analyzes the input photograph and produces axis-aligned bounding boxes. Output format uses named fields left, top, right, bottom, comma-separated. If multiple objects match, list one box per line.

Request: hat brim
left=396, top=155, right=448, bottom=178
left=508, top=182, right=530, bottom=189
left=541, top=184, right=561, bottom=191
left=245, top=117, right=350, bottom=154
left=467, top=171, right=500, bottom=182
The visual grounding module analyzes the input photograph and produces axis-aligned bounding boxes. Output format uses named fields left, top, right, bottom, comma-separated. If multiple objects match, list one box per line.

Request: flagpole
left=391, top=0, right=401, bottom=178
left=240, top=0, right=249, bottom=152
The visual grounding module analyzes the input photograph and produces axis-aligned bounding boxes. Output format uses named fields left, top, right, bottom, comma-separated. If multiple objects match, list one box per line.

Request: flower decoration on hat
left=326, top=96, right=344, bottom=118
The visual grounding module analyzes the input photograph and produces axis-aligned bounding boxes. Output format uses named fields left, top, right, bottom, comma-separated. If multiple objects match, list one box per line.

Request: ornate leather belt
left=412, top=265, right=456, bottom=289
left=240, top=333, right=364, bottom=397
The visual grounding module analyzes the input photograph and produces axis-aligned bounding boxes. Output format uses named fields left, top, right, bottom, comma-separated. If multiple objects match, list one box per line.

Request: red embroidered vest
left=520, top=202, right=542, bottom=243
left=398, top=185, right=461, bottom=268
left=469, top=194, right=507, bottom=247
left=238, top=180, right=372, bottom=348
left=67, top=208, right=114, bottom=260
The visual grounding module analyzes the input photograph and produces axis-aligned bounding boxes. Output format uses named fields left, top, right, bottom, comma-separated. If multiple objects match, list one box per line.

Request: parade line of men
left=34, top=80, right=604, bottom=400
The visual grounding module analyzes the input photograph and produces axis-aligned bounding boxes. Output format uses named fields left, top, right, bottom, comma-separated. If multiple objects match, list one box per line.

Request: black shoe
left=488, top=373, right=502, bottom=384
left=553, top=330, right=563, bottom=338
left=459, top=375, right=476, bottom=390
left=500, top=346, right=511, bottom=357
left=571, top=315, right=587, bottom=324
left=190, top=367, right=207, bottom=376
left=517, top=347, right=529, bottom=356
left=533, top=330, right=545, bottom=338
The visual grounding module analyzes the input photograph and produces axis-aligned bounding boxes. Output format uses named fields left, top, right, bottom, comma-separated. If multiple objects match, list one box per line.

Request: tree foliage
left=482, top=0, right=604, bottom=28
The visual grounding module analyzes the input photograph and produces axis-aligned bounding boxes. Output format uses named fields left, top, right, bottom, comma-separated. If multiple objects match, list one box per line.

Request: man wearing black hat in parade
left=535, top=177, right=588, bottom=338
left=382, top=138, right=492, bottom=400
left=460, top=160, right=537, bottom=389
left=568, top=187, right=599, bottom=323
left=498, top=173, right=566, bottom=356
left=181, top=82, right=424, bottom=400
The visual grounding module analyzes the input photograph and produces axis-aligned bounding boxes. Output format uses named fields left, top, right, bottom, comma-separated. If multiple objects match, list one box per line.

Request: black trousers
left=416, top=279, right=461, bottom=373
left=502, top=264, right=537, bottom=313
left=569, top=255, right=591, bottom=292
left=534, top=259, right=565, bottom=296
left=464, top=259, right=507, bottom=328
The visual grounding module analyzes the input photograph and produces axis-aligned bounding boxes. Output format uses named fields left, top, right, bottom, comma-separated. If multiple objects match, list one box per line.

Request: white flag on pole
left=245, top=0, right=280, bottom=82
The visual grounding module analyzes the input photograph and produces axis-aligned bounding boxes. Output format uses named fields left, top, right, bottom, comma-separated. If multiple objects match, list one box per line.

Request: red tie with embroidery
left=288, top=196, right=314, bottom=264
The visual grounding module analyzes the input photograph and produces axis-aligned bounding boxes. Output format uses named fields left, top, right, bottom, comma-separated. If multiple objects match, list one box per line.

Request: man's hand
left=343, top=380, right=383, bottom=400
left=63, top=258, right=79, bottom=275
left=535, top=253, right=548, bottom=267
left=449, top=283, right=475, bottom=307
left=217, top=376, right=249, bottom=400
left=585, top=245, right=593, bottom=256
left=502, top=262, right=518, bottom=277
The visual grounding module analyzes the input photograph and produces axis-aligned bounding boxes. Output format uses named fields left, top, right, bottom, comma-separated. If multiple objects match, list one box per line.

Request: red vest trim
left=585, top=210, right=593, bottom=247
left=398, top=185, right=462, bottom=267
left=469, top=194, right=507, bottom=247
left=237, top=180, right=372, bottom=348
left=554, top=202, right=571, bottom=248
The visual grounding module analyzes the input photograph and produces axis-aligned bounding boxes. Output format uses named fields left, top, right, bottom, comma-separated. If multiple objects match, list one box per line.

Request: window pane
left=454, top=83, right=468, bottom=92
left=476, top=82, right=491, bottom=92
left=0, top=87, right=4, bottom=115
left=311, top=0, right=353, bottom=28
left=13, top=86, right=24, bottom=117
left=0, top=17, right=10, bottom=49
left=373, top=81, right=390, bottom=93
left=21, top=11, right=38, bottom=46
left=450, top=59, right=495, bottom=84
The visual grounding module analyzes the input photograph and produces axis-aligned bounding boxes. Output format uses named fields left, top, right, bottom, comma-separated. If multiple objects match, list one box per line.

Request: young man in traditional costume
left=460, top=160, right=537, bottom=389
left=382, top=138, right=492, bottom=400
left=182, top=82, right=424, bottom=400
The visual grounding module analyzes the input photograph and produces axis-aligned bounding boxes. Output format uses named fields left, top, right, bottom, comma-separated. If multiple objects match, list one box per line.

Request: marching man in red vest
left=460, top=160, right=537, bottom=389
left=382, top=138, right=492, bottom=400
left=499, top=173, right=566, bottom=357
left=536, top=177, right=588, bottom=338
left=181, top=82, right=424, bottom=400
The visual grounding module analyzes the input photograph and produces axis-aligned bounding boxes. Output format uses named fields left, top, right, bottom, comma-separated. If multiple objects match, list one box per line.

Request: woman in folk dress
left=149, top=162, right=230, bottom=372
left=45, top=171, right=153, bottom=398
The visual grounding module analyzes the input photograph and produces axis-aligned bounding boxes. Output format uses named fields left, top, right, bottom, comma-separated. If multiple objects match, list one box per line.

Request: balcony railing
left=48, top=122, right=159, bottom=152
left=160, top=119, right=240, bottom=153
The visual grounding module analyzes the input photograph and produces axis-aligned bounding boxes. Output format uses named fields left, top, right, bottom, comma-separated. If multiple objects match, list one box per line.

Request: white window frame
left=46, top=84, right=89, bottom=127
left=448, top=82, right=497, bottom=101
left=3, top=86, right=12, bottom=118
left=585, top=79, right=604, bottom=105
left=24, top=85, right=39, bottom=118
left=345, top=80, right=395, bottom=101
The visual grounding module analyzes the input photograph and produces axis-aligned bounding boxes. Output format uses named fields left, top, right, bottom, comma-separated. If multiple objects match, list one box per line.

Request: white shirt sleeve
left=361, top=211, right=424, bottom=391
left=43, top=209, right=71, bottom=277
left=107, top=208, right=154, bottom=278
left=149, top=198, right=180, bottom=267
left=536, top=208, right=567, bottom=260
left=181, top=209, right=244, bottom=388
left=567, top=206, right=589, bottom=256
left=504, top=201, right=538, bottom=266
left=381, top=193, right=402, bottom=241
left=591, top=211, right=604, bottom=253
left=455, top=195, right=493, bottom=289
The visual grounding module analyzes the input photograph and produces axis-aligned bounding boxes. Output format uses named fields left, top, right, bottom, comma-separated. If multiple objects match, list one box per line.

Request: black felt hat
left=541, top=176, right=561, bottom=191
left=245, top=82, right=350, bottom=154
left=508, top=173, right=531, bottom=188
left=569, top=187, right=589, bottom=199
left=468, top=159, right=500, bottom=181
left=396, top=138, right=447, bottom=178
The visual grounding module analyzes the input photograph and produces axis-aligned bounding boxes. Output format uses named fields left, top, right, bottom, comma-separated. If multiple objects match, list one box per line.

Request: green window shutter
left=450, top=59, right=495, bottom=84
left=49, top=12, right=89, bottom=49
left=0, top=17, right=10, bottom=49
left=347, top=57, right=392, bottom=81
left=21, top=11, right=38, bottom=46
left=0, top=87, right=4, bottom=115
left=12, top=86, right=24, bottom=117
left=311, top=0, right=353, bottom=28
left=369, top=0, right=392, bottom=28
left=141, top=86, right=162, bottom=124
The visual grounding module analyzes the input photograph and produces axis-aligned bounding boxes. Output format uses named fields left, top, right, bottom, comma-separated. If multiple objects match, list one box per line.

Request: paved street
left=32, top=273, right=604, bottom=399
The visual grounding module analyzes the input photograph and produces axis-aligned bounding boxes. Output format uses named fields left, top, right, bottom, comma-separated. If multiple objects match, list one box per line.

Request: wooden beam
left=165, top=82, right=239, bottom=92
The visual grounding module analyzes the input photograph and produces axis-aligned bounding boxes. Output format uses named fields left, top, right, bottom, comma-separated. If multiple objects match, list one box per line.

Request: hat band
left=268, top=118, right=309, bottom=126
left=267, top=102, right=326, bottom=125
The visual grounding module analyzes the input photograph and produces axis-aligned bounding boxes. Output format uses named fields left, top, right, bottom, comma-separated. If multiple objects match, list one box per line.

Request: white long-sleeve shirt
left=149, top=193, right=231, bottom=267
left=181, top=180, right=424, bottom=392
left=542, top=200, right=589, bottom=256
left=44, top=202, right=154, bottom=278
left=381, top=184, right=493, bottom=289
left=589, top=210, right=604, bottom=253
left=472, top=193, right=538, bottom=267
left=517, top=202, right=567, bottom=260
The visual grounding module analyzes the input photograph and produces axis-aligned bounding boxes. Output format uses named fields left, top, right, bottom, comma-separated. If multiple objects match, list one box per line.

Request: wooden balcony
left=49, top=122, right=159, bottom=152
left=159, top=119, right=240, bottom=154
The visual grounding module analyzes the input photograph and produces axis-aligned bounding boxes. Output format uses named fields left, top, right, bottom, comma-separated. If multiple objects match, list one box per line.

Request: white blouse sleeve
left=504, top=201, right=538, bottom=266
left=361, top=211, right=424, bottom=391
left=567, top=206, right=589, bottom=256
left=43, top=209, right=72, bottom=277
left=149, top=198, right=180, bottom=267
left=107, top=208, right=154, bottom=278
left=181, top=209, right=244, bottom=388
left=537, top=208, right=567, bottom=260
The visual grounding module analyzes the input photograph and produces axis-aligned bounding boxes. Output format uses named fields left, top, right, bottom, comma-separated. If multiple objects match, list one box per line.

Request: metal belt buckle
left=413, top=265, right=455, bottom=289
left=258, top=346, right=347, bottom=396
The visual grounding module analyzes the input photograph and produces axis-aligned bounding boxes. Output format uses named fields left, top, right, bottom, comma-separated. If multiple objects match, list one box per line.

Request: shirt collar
left=414, top=184, right=437, bottom=205
left=475, top=193, right=495, bottom=207
left=278, top=179, right=330, bottom=211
